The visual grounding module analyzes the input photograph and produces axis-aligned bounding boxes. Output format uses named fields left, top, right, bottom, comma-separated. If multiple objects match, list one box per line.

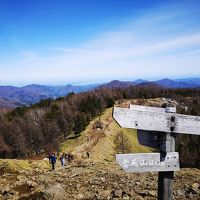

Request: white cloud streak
left=1, top=1, right=200, bottom=85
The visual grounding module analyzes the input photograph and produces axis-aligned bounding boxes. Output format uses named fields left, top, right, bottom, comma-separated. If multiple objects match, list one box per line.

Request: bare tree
left=114, top=131, right=131, bottom=154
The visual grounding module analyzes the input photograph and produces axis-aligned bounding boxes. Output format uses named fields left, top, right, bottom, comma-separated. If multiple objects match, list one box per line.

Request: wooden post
left=113, top=104, right=200, bottom=199
left=158, top=107, right=176, bottom=200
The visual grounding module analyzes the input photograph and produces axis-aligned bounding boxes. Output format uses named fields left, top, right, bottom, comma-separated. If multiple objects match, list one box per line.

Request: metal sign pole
left=158, top=107, right=176, bottom=200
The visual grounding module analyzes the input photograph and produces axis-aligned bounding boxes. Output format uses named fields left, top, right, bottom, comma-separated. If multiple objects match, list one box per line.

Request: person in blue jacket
left=49, top=153, right=56, bottom=170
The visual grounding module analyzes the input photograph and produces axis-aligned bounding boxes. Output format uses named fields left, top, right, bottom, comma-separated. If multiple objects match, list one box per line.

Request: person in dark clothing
left=49, top=153, right=56, bottom=170
left=68, top=153, right=74, bottom=162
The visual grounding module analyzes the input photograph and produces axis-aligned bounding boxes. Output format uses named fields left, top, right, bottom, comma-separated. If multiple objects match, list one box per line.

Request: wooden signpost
left=130, top=105, right=164, bottom=149
left=113, top=104, right=200, bottom=200
left=113, top=107, right=200, bottom=135
left=130, top=104, right=166, bottom=113
left=116, top=152, right=179, bottom=173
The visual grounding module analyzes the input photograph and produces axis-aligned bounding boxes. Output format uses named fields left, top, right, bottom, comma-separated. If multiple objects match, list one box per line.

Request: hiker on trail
left=49, top=153, right=56, bottom=170
left=60, top=153, right=65, bottom=167
left=68, top=153, right=74, bottom=162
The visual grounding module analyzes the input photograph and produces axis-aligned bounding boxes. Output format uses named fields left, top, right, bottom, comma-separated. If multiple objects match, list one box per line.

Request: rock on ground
left=0, top=160, right=200, bottom=200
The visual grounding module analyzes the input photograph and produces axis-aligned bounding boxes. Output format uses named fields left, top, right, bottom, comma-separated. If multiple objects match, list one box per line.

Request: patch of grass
left=0, top=159, right=49, bottom=174
left=59, top=107, right=152, bottom=161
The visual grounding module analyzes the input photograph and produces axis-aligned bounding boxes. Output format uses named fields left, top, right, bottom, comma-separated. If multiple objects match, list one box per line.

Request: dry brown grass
left=60, top=106, right=152, bottom=162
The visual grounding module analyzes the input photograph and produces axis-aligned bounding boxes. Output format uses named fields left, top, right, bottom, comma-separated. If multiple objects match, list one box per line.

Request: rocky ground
left=0, top=159, right=200, bottom=200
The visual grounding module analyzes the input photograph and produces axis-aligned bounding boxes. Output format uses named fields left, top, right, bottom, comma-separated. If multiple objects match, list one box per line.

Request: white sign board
left=116, top=152, right=179, bottom=172
left=130, top=105, right=165, bottom=113
left=113, top=107, right=200, bottom=135
left=130, top=105, right=161, bottom=148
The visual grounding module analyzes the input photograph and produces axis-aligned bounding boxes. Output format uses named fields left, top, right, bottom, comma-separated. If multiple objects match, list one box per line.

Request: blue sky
left=0, top=0, right=200, bottom=86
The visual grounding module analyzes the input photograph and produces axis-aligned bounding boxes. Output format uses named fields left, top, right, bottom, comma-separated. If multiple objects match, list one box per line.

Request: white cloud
left=1, top=1, right=200, bottom=85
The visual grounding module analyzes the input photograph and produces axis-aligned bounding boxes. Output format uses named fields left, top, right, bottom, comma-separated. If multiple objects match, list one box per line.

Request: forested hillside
left=0, top=85, right=200, bottom=167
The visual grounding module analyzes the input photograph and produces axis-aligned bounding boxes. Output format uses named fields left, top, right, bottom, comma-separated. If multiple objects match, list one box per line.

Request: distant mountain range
left=154, top=79, right=194, bottom=88
left=0, top=78, right=200, bottom=109
left=101, top=78, right=200, bottom=89
left=0, top=84, right=98, bottom=109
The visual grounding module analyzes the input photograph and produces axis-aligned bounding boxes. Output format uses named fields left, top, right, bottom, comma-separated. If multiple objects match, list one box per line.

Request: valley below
left=0, top=98, right=200, bottom=200
left=0, top=86, right=200, bottom=200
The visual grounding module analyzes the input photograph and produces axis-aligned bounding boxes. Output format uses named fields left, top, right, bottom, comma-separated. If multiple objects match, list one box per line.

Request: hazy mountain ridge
left=175, top=78, right=200, bottom=85
left=99, top=80, right=136, bottom=88
left=102, top=78, right=200, bottom=89
left=0, top=77, right=200, bottom=108
left=0, top=84, right=98, bottom=108
left=155, top=78, right=197, bottom=88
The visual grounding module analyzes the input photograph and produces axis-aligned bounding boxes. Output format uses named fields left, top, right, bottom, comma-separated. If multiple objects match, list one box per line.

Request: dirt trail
left=60, top=107, right=151, bottom=161
left=73, top=122, right=109, bottom=157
